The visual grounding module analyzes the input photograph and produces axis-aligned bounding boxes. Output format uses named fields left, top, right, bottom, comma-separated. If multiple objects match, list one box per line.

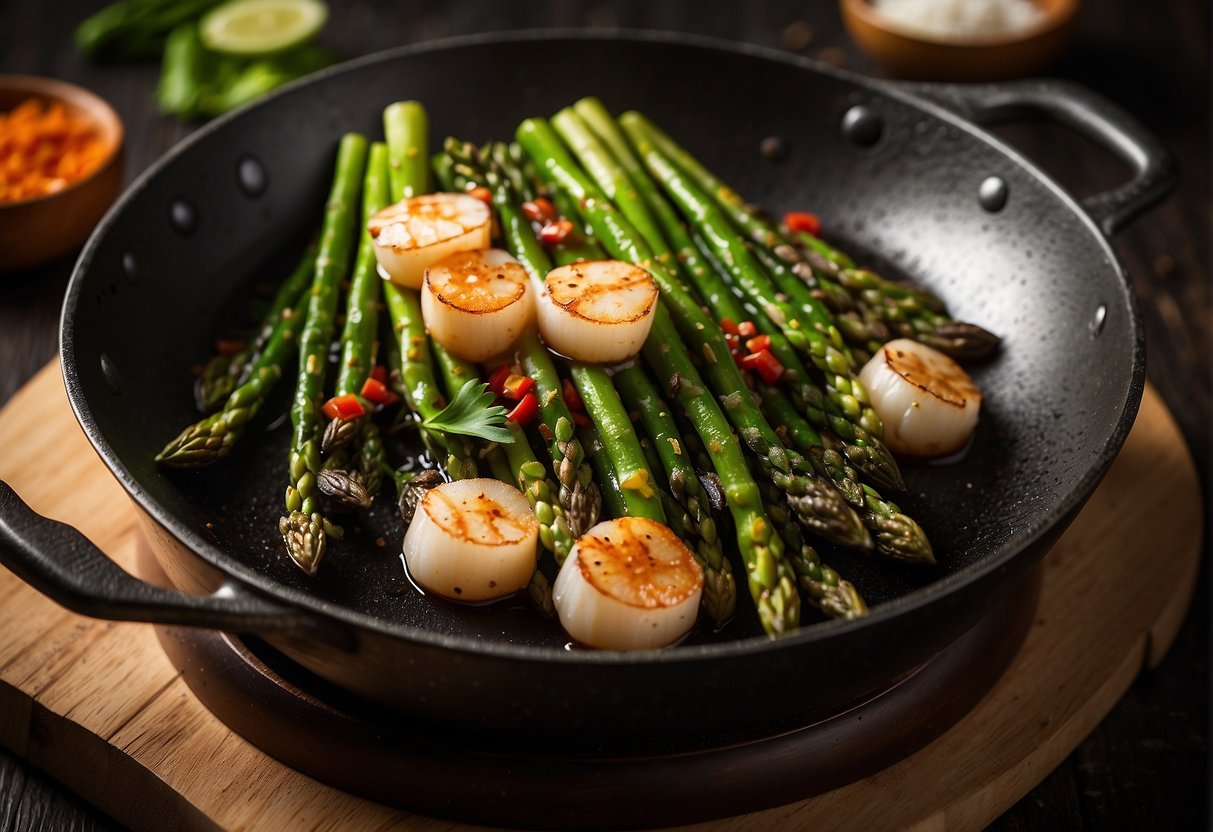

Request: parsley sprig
left=421, top=379, right=515, bottom=444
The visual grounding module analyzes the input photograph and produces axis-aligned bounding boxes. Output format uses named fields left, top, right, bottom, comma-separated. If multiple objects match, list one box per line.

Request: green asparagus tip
left=280, top=511, right=326, bottom=576
left=701, top=566, right=738, bottom=628
left=321, top=413, right=366, bottom=454
left=845, top=439, right=905, bottom=493
left=155, top=414, right=229, bottom=469
left=756, top=575, right=801, bottom=636
left=818, top=581, right=869, bottom=621
left=781, top=474, right=873, bottom=552
left=316, top=469, right=373, bottom=510
left=870, top=510, right=935, bottom=565
left=924, top=322, right=1002, bottom=363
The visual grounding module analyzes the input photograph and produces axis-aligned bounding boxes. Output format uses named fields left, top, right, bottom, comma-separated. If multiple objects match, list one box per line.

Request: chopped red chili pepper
left=721, top=318, right=740, bottom=336
left=214, top=338, right=247, bottom=356
left=360, top=377, right=397, bottom=406
left=507, top=392, right=539, bottom=426
left=322, top=394, right=366, bottom=420
left=571, top=411, right=592, bottom=427
left=468, top=186, right=492, bottom=205
left=561, top=377, right=583, bottom=412
left=740, top=349, right=785, bottom=385
left=521, top=196, right=557, bottom=224
left=724, top=333, right=741, bottom=353
left=538, top=218, right=575, bottom=245
left=502, top=373, right=535, bottom=401
left=370, top=365, right=388, bottom=383
left=737, top=320, right=758, bottom=338
left=745, top=334, right=772, bottom=353
left=784, top=211, right=821, bottom=237
left=486, top=364, right=512, bottom=397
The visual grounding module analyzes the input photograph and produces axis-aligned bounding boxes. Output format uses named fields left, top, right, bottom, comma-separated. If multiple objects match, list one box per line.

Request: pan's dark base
left=147, top=541, right=1041, bottom=830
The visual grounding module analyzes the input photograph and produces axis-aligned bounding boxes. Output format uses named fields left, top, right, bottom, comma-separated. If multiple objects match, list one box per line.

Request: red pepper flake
left=561, top=377, right=583, bottom=412
left=507, top=392, right=539, bottom=426
left=745, top=334, right=772, bottom=353
left=571, top=411, right=592, bottom=428
left=361, top=376, right=397, bottom=406
left=538, top=218, right=575, bottom=245
left=486, top=364, right=512, bottom=397
left=740, top=349, right=785, bottom=385
left=502, top=373, right=535, bottom=401
left=784, top=211, right=821, bottom=236
left=521, top=196, right=557, bottom=224
left=322, top=393, right=367, bottom=420
left=721, top=318, right=740, bottom=336
left=724, top=333, right=742, bottom=354
left=737, top=320, right=759, bottom=338
left=468, top=186, right=492, bottom=204
left=214, top=338, right=246, bottom=356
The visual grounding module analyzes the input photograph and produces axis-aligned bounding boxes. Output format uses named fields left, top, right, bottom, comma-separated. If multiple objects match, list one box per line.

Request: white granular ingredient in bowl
left=871, top=0, right=1045, bottom=40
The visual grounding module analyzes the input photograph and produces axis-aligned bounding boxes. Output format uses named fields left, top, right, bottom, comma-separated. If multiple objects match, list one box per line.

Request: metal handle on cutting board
left=0, top=479, right=352, bottom=649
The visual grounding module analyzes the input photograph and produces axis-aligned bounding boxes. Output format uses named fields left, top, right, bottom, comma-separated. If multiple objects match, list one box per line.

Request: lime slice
left=200, top=0, right=328, bottom=57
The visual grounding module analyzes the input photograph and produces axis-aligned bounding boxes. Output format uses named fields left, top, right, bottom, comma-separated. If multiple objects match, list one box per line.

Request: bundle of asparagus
left=157, top=95, right=996, bottom=642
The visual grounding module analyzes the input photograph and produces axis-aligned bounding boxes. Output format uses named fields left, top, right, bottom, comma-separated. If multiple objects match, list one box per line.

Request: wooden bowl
left=0, top=75, right=124, bottom=273
left=840, top=0, right=1080, bottom=81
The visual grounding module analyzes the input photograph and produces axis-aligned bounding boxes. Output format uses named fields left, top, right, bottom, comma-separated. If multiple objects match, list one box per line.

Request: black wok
left=0, top=32, right=1173, bottom=749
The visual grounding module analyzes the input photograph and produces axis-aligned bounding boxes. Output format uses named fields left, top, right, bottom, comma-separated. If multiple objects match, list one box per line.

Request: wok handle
left=0, top=480, right=351, bottom=650
left=905, top=80, right=1176, bottom=237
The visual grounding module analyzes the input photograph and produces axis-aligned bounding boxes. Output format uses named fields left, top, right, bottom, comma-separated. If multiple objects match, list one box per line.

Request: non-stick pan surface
left=0, top=31, right=1172, bottom=745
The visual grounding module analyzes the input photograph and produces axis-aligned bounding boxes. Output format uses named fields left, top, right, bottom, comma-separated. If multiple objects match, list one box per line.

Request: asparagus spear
left=516, top=116, right=869, bottom=552
left=323, top=142, right=390, bottom=454
left=750, top=459, right=868, bottom=621
left=279, top=132, right=368, bottom=576
left=382, top=102, right=478, bottom=481
left=757, top=382, right=932, bottom=563
left=384, top=100, right=430, bottom=200
left=569, top=365, right=665, bottom=523
left=196, top=243, right=316, bottom=413
left=579, top=426, right=628, bottom=519
left=499, top=422, right=578, bottom=564
left=618, top=113, right=885, bottom=441
left=797, top=234, right=1000, bottom=362
left=643, top=306, right=800, bottom=635
left=489, top=141, right=538, bottom=202
left=615, top=364, right=737, bottom=625
left=157, top=295, right=306, bottom=467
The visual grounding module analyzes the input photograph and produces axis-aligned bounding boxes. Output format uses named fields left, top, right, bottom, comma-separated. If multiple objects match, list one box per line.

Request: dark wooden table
left=1, top=2, right=1207, bottom=829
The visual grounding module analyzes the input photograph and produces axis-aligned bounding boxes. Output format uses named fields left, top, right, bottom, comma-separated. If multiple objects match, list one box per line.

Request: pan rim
left=61, top=28, right=1145, bottom=666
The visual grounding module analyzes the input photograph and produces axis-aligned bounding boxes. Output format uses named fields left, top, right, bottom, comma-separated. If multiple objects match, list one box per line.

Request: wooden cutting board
left=0, top=361, right=1202, bottom=831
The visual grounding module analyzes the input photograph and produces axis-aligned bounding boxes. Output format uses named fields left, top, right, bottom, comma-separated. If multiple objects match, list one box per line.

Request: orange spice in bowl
left=0, top=97, right=111, bottom=203
left=0, top=75, right=124, bottom=272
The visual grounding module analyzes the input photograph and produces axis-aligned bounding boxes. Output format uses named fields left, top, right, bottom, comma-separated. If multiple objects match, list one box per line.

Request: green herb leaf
left=421, top=379, right=515, bottom=444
